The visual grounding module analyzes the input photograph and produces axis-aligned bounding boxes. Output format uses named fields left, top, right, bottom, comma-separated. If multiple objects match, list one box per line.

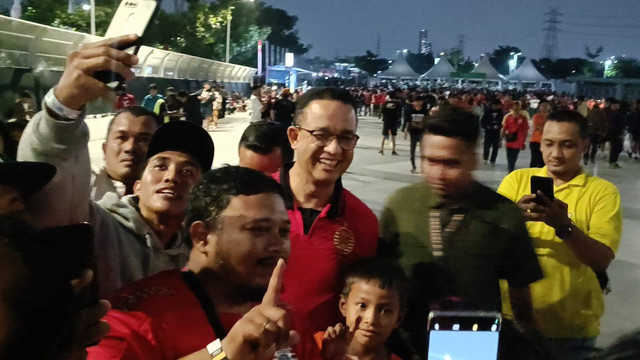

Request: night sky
left=262, top=0, right=640, bottom=61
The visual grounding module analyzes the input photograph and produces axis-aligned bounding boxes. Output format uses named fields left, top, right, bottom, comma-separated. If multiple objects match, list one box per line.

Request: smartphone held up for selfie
left=427, top=311, right=502, bottom=360
left=530, top=175, right=555, bottom=205
left=95, top=0, right=159, bottom=87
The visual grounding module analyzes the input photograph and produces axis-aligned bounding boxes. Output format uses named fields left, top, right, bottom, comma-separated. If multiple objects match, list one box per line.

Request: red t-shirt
left=374, top=93, right=387, bottom=105
left=503, top=113, right=529, bottom=149
left=115, top=94, right=136, bottom=110
left=87, top=270, right=242, bottom=360
left=273, top=169, right=379, bottom=360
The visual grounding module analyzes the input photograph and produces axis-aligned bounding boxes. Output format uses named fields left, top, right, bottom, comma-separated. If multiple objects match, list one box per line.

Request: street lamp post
left=225, top=0, right=254, bottom=63
left=90, top=0, right=95, bottom=35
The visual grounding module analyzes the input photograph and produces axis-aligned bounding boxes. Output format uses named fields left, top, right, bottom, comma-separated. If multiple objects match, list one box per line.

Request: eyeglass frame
left=295, top=126, right=360, bottom=150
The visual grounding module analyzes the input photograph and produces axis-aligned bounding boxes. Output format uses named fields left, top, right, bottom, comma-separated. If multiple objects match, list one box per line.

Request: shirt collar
left=537, top=166, right=587, bottom=189
left=279, top=162, right=344, bottom=219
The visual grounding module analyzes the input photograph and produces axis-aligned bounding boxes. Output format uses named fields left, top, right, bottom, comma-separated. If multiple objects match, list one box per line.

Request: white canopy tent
left=473, top=56, right=505, bottom=81
left=379, top=52, right=420, bottom=81
left=507, top=58, right=548, bottom=87
left=421, top=58, right=456, bottom=79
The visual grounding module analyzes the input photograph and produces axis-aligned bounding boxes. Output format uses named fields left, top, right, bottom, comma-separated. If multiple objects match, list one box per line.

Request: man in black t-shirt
left=379, top=90, right=402, bottom=155
left=177, top=90, right=203, bottom=127
left=480, top=99, right=504, bottom=167
left=404, top=95, right=430, bottom=173
left=272, top=90, right=297, bottom=127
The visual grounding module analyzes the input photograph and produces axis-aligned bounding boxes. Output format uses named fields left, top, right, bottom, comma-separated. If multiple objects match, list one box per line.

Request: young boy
left=314, top=259, right=408, bottom=360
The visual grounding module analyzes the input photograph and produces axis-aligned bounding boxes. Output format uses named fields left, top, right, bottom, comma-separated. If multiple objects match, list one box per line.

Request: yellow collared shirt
left=497, top=166, right=622, bottom=338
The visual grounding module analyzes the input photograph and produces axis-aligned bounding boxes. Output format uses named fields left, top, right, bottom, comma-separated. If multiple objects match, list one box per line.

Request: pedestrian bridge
left=0, top=15, right=256, bottom=116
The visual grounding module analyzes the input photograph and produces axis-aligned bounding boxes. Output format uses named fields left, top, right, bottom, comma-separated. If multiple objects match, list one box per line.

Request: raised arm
left=18, top=35, right=139, bottom=228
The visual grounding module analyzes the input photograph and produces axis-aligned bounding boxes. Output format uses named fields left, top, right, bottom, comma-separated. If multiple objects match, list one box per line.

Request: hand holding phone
left=95, top=0, right=159, bottom=87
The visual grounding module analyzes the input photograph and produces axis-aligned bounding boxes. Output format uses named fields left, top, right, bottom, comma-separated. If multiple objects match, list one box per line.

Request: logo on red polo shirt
left=333, top=227, right=355, bottom=254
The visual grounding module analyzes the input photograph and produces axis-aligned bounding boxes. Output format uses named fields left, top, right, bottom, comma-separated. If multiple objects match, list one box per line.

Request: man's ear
left=133, top=180, right=141, bottom=195
left=189, top=221, right=212, bottom=254
left=339, top=295, right=348, bottom=317
left=287, top=126, right=299, bottom=150
left=102, top=141, right=107, bottom=156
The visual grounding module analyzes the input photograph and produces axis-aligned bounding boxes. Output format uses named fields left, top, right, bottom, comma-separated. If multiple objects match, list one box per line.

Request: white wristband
left=44, top=87, right=83, bottom=120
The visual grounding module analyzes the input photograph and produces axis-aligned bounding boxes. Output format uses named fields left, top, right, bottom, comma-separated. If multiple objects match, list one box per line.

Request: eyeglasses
left=296, top=126, right=360, bottom=150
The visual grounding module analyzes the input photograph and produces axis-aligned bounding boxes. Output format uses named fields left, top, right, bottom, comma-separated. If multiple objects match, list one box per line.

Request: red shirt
left=374, top=93, right=387, bottom=105
left=87, top=270, right=241, bottom=360
left=115, top=94, right=136, bottom=110
left=503, top=113, right=529, bottom=149
left=273, top=166, right=379, bottom=360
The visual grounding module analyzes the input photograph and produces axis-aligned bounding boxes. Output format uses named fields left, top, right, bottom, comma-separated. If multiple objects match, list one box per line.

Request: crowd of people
left=0, top=34, right=637, bottom=360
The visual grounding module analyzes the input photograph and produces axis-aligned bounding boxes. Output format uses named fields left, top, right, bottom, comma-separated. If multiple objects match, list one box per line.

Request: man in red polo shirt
left=277, top=87, right=379, bottom=360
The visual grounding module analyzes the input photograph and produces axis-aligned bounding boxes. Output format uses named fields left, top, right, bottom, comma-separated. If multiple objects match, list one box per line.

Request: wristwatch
left=555, top=220, right=575, bottom=240
left=206, top=339, right=229, bottom=360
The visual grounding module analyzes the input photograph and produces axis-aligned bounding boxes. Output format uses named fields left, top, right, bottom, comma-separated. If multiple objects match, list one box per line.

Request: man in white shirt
left=250, top=85, right=265, bottom=123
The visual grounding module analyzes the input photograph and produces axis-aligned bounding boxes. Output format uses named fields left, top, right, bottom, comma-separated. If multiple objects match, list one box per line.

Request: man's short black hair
left=187, top=166, right=285, bottom=246
left=106, top=106, right=160, bottom=138
left=149, top=84, right=157, bottom=90
left=547, top=110, right=588, bottom=138
left=341, top=258, right=409, bottom=308
left=239, top=122, right=287, bottom=155
left=252, top=85, right=262, bottom=91
left=294, top=87, right=357, bottom=126
left=177, top=90, right=189, bottom=98
left=19, top=91, right=32, bottom=99
left=424, top=105, right=480, bottom=146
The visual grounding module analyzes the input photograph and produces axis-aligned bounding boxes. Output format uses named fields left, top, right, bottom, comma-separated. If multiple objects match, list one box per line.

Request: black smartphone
left=94, top=0, right=159, bottom=87
left=427, top=311, right=502, bottom=360
left=531, top=175, right=554, bottom=205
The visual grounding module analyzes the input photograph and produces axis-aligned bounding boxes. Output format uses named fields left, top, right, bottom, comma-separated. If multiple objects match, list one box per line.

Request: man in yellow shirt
left=498, top=110, right=622, bottom=360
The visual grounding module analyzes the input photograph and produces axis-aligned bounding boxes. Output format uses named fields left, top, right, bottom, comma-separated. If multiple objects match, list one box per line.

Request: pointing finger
left=262, top=258, right=286, bottom=306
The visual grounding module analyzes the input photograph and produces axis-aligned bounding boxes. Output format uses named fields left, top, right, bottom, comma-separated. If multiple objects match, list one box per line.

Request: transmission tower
left=376, top=34, right=381, bottom=56
left=456, top=34, right=465, bottom=54
left=542, top=7, right=562, bottom=60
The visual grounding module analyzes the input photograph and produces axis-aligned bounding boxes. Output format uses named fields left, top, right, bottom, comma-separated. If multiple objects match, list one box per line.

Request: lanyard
left=428, top=209, right=465, bottom=257
left=181, top=271, right=227, bottom=339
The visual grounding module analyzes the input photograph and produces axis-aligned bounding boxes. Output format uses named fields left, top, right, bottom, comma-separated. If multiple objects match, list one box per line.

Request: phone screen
left=428, top=331, right=499, bottom=360
left=427, top=311, right=501, bottom=360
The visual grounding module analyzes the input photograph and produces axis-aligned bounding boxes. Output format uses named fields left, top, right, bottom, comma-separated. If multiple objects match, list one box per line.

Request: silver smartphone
left=427, top=311, right=502, bottom=360
left=96, top=0, right=158, bottom=85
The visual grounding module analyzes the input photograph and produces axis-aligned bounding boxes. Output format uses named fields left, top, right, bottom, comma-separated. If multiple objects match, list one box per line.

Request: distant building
left=419, top=29, right=431, bottom=55
left=425, top=42, right=433, bottom=55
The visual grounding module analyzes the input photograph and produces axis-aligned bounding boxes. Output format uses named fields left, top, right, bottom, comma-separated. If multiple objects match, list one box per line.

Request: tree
left=533, top=58, right=592, bottom=79
left=489, top=45, right=522, bottom=75
left=445, top=48, right=464, bottom=70
left=255, top=4, right=310, bottom=55
left=606, top=58, right=640, bottom=79
left=353, top=50, right=390, bottom=76
left=21, top=0, right=115, bottom=35
left=406, top=51, right=434, bottom=74
left=585, top=46, right=603, bottom=61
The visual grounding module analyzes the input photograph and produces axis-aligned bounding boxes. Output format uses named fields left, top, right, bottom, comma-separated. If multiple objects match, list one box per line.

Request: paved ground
left=86, top=111, right=640, bottom=348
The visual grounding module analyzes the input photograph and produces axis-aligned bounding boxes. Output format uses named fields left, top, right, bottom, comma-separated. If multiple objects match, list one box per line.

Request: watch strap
left=206, top=339, right=228, bottom=360
left=556, top=220, right=575, bottom=240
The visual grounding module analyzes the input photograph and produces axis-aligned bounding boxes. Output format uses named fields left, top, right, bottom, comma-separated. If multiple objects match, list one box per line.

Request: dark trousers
left=584, top=133, right=600, bottom=162
left=483, top=131, right=500, bottom=163
left=609, top=135, right=623, bottom=163
left=410, top=132, right=422, bottom=169
left=529, top=142, right=544, bottom=167
left=506, top=148, right=520, bottom=173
